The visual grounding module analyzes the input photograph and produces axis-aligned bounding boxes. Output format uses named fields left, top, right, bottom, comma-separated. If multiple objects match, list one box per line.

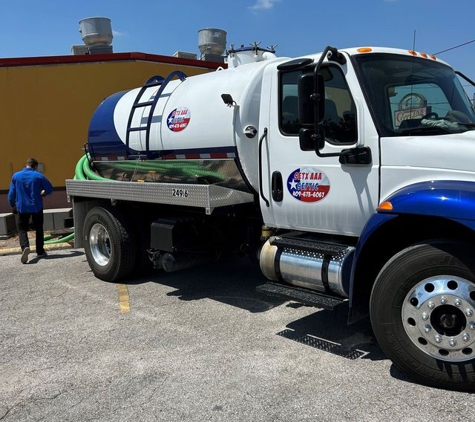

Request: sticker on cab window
left=167, top=107, right=190, bottom=132
left=287, top=167, right=330, bottom=202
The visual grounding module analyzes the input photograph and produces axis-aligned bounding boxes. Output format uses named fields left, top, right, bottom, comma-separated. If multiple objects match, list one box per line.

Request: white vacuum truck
left=66, top=44, right=475, bottom=391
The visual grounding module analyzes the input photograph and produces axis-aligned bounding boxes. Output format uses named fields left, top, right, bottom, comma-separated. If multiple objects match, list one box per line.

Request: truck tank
left=87, top=46, right=282, bottom=193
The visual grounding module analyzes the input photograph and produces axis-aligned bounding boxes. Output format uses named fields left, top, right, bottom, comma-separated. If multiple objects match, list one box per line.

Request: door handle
left=272, top=171, right=284, bottom=202
left=258, top=128, right=270, bottom=207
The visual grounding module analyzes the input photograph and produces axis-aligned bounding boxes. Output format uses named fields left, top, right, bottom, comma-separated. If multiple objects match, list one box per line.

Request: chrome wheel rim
left=402, top=275, right=475, bottom=362
left=89, top=223, right=111, bottom=267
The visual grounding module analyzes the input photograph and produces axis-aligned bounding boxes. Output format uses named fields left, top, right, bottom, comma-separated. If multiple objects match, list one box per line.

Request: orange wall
left=0, top=58, right=214, bottom=211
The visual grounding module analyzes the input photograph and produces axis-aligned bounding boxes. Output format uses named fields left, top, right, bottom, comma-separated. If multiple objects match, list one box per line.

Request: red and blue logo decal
left=167, top=107, right=191, bottom=132
left=287, top=167, right=330, bottom=202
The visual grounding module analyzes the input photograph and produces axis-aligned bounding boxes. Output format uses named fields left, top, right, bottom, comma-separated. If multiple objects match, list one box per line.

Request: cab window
left=389, top=83, right=452, bottom=129
left=353, top=53, right=475, bottom=136
left=280, top=65, right=357, bottom=144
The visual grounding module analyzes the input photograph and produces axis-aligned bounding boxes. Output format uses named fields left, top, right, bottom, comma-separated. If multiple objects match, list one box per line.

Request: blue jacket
left=8, top=167, right=54, bottom=213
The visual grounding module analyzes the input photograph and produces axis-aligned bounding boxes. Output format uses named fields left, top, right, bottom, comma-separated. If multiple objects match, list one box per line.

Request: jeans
left=18, top=211, right=44, bottom=255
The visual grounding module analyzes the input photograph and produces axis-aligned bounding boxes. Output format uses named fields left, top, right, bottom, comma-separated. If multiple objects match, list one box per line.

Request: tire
left=370, top=240, right=475, bottom=391
left=83, top=206, right=137, bottom=282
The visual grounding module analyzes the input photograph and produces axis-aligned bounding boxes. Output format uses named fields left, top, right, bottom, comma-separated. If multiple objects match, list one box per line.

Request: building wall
left=0, top=54, right=219, bottom=212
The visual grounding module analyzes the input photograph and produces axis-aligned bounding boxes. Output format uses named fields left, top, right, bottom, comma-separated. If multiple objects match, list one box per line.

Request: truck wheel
left=370, top=240, right=475, bottom=391
left=83, top=206, right=137, bottom=282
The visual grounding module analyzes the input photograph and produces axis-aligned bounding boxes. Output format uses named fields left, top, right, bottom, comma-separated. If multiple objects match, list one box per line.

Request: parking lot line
left=117, top=284, right=130, bottom=313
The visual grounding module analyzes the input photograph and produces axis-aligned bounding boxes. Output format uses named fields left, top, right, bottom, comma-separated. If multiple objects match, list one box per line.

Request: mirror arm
left=455, top=70, right=475, bottom=88
left=311, top=132, right=342, bottom=158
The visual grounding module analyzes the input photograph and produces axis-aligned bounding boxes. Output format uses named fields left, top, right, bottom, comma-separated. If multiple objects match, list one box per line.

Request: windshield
left=352, top=53, right=475, bottom=136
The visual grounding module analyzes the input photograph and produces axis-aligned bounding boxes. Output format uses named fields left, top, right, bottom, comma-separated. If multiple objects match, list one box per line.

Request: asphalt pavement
left=0, top=248, right=473, bottom=421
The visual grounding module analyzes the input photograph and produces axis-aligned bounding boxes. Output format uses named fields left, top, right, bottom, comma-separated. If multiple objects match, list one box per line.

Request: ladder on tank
left=126, top=70, right=187, bottom=159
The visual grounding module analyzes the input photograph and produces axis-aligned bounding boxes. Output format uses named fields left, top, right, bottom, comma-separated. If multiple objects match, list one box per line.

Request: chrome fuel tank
left=259, top=236, right=355, bottom=298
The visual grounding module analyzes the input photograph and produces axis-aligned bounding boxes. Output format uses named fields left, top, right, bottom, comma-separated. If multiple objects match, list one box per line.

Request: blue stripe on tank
left=88, top=90, right=137, bottom=158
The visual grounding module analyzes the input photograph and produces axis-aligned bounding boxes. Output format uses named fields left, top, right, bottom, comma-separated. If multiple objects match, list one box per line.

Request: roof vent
left=198, top=28, right=226, bottom=62
left=73, top=17, right=113, bottom=55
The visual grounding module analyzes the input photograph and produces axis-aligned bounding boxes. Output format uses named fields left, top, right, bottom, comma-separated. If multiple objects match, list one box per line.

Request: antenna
left=434, top=39, right=475, bottom=55
left=408, top=30, right=417, bottom=120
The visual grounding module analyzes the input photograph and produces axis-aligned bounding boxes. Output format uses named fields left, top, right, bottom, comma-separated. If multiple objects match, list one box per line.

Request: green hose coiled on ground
left=44, top=232, right=75, bottom=245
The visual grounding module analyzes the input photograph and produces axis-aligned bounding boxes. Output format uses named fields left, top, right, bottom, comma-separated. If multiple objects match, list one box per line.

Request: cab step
left=271, top=235, right=352, bottom=257
left=256, top=281, right=346, bottom=310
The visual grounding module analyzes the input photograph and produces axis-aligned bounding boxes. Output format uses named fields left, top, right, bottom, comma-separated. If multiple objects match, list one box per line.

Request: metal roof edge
left=0, top=52, right=225, bottom=69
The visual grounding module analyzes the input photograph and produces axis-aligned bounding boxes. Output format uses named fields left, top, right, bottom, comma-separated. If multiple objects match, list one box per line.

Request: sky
left=1, top=0, right=475, bottom=93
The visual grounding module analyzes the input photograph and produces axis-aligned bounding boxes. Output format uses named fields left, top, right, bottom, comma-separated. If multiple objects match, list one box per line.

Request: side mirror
left=299, top=128, right=325, bottom=152
left=298, top=72, right=325, bottom=152
left=299, top=128, right=314, bottom=151
left=298, top=73, right=325, bottom=125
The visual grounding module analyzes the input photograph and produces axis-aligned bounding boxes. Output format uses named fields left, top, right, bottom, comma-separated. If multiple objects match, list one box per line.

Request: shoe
left=37, top=251, right=48, bottom=258
left=21, top=247, right=30, bottom=264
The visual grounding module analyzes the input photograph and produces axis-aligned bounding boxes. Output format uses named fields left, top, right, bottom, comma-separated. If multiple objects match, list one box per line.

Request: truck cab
left=260, top=47, right=475, bottom=235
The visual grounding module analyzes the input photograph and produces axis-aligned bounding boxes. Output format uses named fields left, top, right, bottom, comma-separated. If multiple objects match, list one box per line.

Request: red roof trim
left=0, top=52, right=226, bottom=69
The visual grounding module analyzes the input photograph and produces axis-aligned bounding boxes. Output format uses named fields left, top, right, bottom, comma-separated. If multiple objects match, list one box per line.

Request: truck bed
left=65, top=179, right=254, bottom=214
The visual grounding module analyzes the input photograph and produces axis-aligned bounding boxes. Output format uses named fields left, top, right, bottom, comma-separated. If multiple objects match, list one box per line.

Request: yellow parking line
left=117, top=284, right=130, bottom=313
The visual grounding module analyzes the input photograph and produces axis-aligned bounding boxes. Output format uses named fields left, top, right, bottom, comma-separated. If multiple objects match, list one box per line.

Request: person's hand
left=41, top=190, right=46, bottom=197
left=11, top=206, right=17, bottom=215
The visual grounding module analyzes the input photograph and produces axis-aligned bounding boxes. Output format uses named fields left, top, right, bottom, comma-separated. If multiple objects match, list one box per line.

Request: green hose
left=73, top=153, right=110, bottom=181
left=102, top=159, right=226, bottom=180
left=74, top=153, right=227, bottom=182
left=82, top=155, right=109, bottom=181
left=44, top=232, right=75, bottom=245
left=74, top=155, right=88, bottom=180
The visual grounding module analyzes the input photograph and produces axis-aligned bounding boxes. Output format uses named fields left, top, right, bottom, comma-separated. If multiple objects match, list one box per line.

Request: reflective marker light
left=377, top=201, right=393, bottom=211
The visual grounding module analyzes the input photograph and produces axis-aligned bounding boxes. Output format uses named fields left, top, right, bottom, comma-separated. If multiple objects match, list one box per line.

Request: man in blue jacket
left=8, top=158, right=54, bottom=264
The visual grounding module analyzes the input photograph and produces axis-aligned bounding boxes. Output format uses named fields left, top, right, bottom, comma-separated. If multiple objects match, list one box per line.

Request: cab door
left=259, top=61, right=380, bottom=236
